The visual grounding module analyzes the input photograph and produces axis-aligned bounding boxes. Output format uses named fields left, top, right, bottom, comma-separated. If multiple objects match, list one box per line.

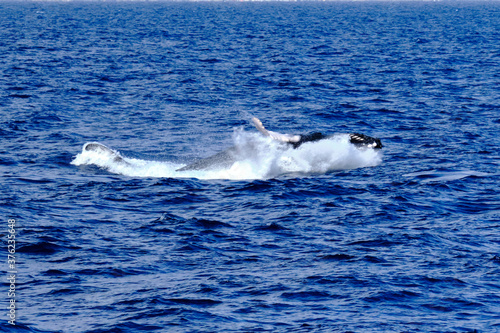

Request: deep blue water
left=1, top=1, right=500, bottom=332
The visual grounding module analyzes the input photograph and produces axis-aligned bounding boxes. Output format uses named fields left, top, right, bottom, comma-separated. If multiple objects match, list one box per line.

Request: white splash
left=71, top=129, right=382, bottom=180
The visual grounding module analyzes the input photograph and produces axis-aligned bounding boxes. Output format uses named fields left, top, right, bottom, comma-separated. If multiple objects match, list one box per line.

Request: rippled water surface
left=1, top=2, right=499, bottom=332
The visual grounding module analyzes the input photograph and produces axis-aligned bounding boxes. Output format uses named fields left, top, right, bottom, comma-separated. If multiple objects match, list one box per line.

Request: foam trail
left=71, top=129, right=382, bottom=180
left=71, top=143, right=184, bottom=179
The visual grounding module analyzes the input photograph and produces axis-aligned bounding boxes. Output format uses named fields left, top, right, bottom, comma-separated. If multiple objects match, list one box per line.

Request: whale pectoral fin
left=251, top=117, right=300, bottom=143
left=251, top=117, right=269, bottom=136
left=349, top=133, right=383, bottom=149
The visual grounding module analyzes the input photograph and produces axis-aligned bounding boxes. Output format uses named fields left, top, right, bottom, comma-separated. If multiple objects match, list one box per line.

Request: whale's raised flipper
left=349, top=133, right=383, bottom=149
left=176, top=147, right=238, bottom=172
left=83, top=142, right=130, bottom=165
left=251, top=117, right=301, bottom=144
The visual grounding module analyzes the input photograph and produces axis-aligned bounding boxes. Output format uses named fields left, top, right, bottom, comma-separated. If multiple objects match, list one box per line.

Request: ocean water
left=1, top=1, right=500, bottom=332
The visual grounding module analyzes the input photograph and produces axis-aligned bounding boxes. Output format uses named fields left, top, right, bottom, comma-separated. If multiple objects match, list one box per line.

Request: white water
left=71, top=129, right=382, bottom=180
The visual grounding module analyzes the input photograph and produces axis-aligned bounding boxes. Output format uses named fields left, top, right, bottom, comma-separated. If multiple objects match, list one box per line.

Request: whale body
left=176, top=147, right=238, bottom=172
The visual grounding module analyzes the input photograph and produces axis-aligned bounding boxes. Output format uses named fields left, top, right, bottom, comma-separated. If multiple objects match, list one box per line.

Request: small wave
left=71, top=129, right=382, bottom=180
left=403, top=169, right=496, bottom=183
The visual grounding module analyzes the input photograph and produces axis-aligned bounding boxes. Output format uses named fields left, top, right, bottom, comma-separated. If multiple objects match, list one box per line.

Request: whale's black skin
left=290, top=132, right=383, bottom=149
left=251, top=117, right=382, bottom=150
left=348, top=133, right=383, bottom=149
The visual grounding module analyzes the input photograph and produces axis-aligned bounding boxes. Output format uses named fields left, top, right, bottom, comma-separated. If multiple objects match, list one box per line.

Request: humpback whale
left=78, top=119, right=382, bottom=174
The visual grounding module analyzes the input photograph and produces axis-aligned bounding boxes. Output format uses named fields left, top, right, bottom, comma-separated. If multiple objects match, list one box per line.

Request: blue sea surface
left=1, top=1, right=499, bottom=332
